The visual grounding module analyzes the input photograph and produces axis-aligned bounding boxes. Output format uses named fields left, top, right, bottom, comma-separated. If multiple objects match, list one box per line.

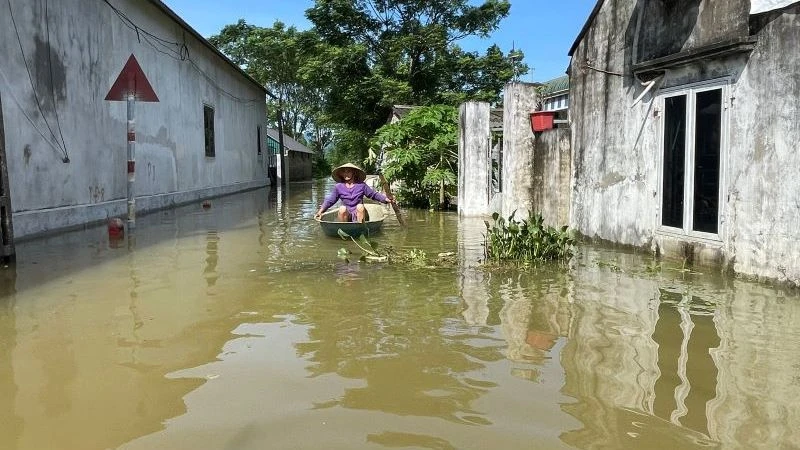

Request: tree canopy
left=209, top=0, right=528, bottom=172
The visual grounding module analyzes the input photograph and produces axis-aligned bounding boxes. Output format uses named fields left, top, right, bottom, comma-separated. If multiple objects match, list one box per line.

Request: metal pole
left=277, top=98, right=286, bottom=186
left=127, top=94, right=136, bottom=230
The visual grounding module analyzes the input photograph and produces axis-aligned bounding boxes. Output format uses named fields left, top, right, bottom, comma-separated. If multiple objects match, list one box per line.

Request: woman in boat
left=314, top=163, right=395, bottom=223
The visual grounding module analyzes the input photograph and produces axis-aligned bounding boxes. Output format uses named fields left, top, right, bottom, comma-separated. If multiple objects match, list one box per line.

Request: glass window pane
left=662, top=95, right=686, bottom=228
left=692, top=89, right=721, bottom=233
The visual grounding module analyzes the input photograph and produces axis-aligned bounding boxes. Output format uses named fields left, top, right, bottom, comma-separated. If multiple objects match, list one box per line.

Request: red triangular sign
left=105, top=54, right=159, bottom=102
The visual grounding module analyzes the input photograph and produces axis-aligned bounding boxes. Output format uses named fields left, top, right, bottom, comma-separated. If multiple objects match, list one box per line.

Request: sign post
left=105, top=54, right=159, bottom=231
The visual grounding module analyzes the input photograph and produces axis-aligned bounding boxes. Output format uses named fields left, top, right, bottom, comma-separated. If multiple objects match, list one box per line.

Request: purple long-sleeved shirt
left=320, top=182, right=388, bottom=222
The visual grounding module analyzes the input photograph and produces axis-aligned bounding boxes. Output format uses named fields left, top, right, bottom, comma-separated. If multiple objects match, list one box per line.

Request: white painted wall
left=0, top=0, right=268, bottom=238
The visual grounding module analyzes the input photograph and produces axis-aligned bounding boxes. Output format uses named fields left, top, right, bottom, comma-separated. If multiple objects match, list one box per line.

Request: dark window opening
left=662, top=95, right=686, bottom=228
left=257, top=126, right=262, bottom=156
left=204, top=105, right=215, bottom=157
left=692, top=90, right=721, bottom=234
left=490, top=134, right=503, bottom=194
left=1, top=206, right=8, bottom=246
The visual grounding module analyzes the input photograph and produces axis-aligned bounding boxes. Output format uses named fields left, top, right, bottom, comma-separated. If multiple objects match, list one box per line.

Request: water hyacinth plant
left=484, top=211, right=575, bottom=264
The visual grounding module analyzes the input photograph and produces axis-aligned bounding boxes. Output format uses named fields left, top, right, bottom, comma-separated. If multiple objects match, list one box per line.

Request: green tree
left=209, top=20, right=333, bottom=168
left=370, top=105, right=458, bottom=208
left=306, top=0, right=527, bottom=160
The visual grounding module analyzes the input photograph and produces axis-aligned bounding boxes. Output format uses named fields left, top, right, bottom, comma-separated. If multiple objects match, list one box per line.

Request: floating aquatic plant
left=483, top=211, right=574, bottom=264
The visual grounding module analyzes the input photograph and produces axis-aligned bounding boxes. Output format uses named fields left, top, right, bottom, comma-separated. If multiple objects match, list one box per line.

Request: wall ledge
left=633, top=37, right=758, bottom=79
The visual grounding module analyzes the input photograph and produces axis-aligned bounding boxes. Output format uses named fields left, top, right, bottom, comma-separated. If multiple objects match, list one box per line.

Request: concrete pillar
left=501, top=82, right=539, bottom=219
left=458, top=101, right=491, bottom=216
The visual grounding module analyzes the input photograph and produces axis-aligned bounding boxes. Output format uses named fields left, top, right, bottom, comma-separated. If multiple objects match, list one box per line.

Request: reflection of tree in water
left=292, top=265, right=506, bottom=424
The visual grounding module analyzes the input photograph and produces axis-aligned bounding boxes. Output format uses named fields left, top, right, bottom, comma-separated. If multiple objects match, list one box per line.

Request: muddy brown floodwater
left=0, top=182, right=798, bottom=450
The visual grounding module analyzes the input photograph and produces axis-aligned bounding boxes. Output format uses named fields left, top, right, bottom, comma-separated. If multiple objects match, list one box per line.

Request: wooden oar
left=378, top=174, right=406, bottom=227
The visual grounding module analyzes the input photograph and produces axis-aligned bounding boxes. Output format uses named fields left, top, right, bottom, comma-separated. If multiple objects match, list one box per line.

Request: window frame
left=655, top=78, right=730, bottom=243
left=257, top=125, right=262, bottom=156
left=203, top=104, right=215, bottom=158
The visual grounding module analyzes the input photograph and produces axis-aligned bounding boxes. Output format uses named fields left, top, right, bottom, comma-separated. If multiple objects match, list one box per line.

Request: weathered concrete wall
left=0, top=0, right=268, bottom=239
left=635, top=0, right=749, bottom=62
left=457, top=102, right=491, bottom=216
left=569, top=0, right=800, bottom=285
left=501, top=82, right=538, bottom=219
left=724, top=5, right=800, bottom=284
left=532, top=129, right=571, bottom=227
left=570, top=0, right=654, bottom=246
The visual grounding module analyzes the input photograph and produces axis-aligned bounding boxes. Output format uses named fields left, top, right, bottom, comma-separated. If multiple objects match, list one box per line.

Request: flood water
left=1, top=182, right=799, bottom=450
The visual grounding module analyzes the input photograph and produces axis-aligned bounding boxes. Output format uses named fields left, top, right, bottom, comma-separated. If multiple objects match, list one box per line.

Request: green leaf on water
left=337, top=228, right=351, bottom=240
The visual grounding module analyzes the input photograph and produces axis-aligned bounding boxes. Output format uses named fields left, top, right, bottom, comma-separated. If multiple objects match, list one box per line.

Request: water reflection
left=0, top=184, right=798, bottom=449
left=559, top=250, right=800, bottom=449
left=203, top=230, right=219, bottom=287
left=0, top=266, right=21, bottom=450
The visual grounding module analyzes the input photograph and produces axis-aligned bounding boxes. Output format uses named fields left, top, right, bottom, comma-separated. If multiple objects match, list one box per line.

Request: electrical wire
left=584, top=63, right=624, bottom=77
left=6, top=0, right=70, bottom=161
left=44, top=0, right=70, bottom=162
left=102, top=0, right=260, bottom=104
left=0, top=64, right=71, bottom=156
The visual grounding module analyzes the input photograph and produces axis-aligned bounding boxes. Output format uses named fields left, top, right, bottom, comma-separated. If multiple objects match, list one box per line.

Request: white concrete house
left=0, top=0, right=269, bottom=242
left=568, top=0, right=800, bottom=286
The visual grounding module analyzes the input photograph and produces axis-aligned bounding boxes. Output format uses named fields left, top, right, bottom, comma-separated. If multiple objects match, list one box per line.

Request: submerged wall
left=457, top=102, right=491, bottom=216
left=0, top=0, right=268, bottom=238
left=532, top=129, right=571, bottom=227
left=568, top=0, right=800, bottom=286
left=500, top=82, right=538, bottom=219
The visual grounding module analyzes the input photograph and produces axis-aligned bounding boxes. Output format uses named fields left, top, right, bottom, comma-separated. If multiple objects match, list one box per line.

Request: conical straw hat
left=331, top=163, right=366, bottom=183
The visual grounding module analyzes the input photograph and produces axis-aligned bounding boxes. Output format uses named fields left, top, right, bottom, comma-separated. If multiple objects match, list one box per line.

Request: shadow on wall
left=632, top=0, right=702, bottom=62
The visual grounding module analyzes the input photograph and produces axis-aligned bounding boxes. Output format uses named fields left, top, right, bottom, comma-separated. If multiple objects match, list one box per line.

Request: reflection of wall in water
left=710, top=282, right=800, bottom=447
left=458, top=217, right=491, bottom=326
left=0, top=268, right=21, bottom=449
left=1, top=190, right=275, bottom=450
left=559, top=252, right=800, bottom=448
left=493, top=271, right=573, bottom=382
left=559, top=265, right=661, bottom=448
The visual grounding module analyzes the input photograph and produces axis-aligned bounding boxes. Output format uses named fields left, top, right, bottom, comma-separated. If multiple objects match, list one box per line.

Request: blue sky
left=162, top=0, right=597, bottom=82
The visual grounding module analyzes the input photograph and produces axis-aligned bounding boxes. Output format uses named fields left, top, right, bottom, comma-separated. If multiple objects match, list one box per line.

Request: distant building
left=0, top=0, right=269, bottom=240
left=540, top=75, right=569, bottom=128
left=387, top=105, right=416, bottom=124
left=540, top=75, right=570, bottom=113
left=265, top=130, right=313, bottom=182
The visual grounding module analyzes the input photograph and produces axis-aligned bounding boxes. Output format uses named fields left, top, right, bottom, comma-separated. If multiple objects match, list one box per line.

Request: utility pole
left=277, top=96, right=286, bottom=186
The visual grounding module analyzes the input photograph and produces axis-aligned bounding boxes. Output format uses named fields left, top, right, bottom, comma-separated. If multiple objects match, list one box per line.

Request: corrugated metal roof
left=541, top=75, right=569, bottom=97
left=265, top=129, right=314, bottom=154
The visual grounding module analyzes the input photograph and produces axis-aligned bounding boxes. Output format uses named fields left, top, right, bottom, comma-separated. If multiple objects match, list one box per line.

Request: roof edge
left=146, top=0, right=270, bottom=96
left=568, top=0, right=605, bottom=57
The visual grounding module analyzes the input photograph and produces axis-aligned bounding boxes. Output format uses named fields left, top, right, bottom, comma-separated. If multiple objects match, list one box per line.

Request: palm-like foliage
left=371, top=105, right=457, bottom=208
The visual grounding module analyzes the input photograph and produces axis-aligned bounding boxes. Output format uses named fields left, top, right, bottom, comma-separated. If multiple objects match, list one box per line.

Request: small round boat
left=315, top=203, right=387, bottom=237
